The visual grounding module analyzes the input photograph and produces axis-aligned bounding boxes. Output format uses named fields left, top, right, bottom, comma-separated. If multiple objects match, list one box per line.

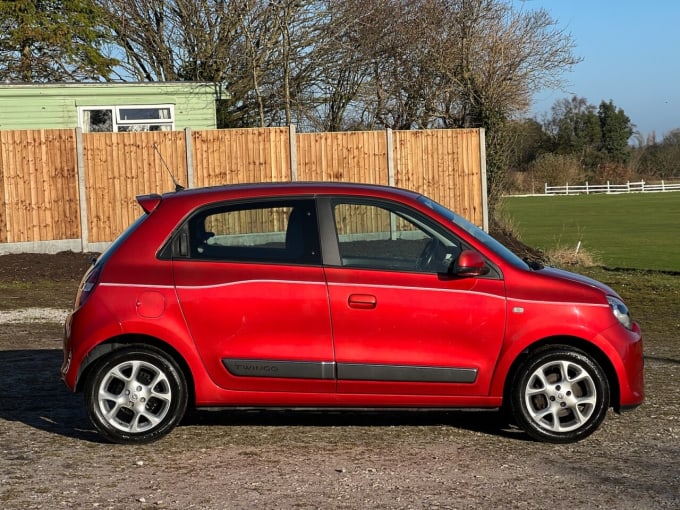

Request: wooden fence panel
left=393, top=129, right=483, bottom=226
left=297, top=131, right=388, bottom=184
left=192, top=128, right=291, bottom=187
left=83, top=131, right=188, bottom=243
left=0, top=129, right=79, bottom=243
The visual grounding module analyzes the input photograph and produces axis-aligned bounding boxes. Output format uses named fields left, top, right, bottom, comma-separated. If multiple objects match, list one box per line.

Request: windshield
left=417, top=195, right=530, bottom=270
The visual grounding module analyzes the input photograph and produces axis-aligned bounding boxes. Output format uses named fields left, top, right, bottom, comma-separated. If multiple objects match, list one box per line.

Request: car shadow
left=0, top=348, right=101, bottom=442
left=183, top=407, right=527, bottom=441
left=0, top=348, right=527, bottom=443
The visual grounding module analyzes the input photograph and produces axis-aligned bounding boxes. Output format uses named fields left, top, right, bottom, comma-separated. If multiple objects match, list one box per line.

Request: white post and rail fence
left=544, top=180, right=680, bottom=195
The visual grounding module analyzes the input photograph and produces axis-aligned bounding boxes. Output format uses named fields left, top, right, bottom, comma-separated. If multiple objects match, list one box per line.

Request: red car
left=62, top=182, right=644, bottom=444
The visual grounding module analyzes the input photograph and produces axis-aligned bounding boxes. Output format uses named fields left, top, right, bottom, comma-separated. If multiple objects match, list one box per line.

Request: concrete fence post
left=289, top=124, right=297, bottom=182
left=386, top=128, right=395, bottom=188
left=75, top=127, right=89, bottom=252
left=184, top=128, right=194, bottom=188
left=479, top=128, right=489, bottom=232
left=385, top=128, right=397, bottom=238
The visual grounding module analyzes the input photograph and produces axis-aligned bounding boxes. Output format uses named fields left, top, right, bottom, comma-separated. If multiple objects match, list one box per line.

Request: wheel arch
left=501, top=336, right=621, bottom=412
left=75, top=335, right=196, bottom=406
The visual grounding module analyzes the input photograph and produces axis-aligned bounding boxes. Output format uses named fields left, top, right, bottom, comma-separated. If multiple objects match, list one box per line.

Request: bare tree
left=320, top=0, right=578, bottom=132
left=96, top=0, right=245, bottom=82
left=96, top=0, right=578, bottom=135
left=296, top=1, right=375, bottom=131
left=331, top=0, right=445, bottom=130
left=98, top=0, right=329, bottom=128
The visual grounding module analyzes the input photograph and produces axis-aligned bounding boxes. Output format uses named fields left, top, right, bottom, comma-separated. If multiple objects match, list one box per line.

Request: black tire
left=510, top=346, right=610, bottom=443
left=84, top=346, right=188, bottom=444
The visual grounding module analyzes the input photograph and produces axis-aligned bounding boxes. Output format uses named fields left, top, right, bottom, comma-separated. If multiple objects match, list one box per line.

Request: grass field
left=501, top=192, right=680, bottom=271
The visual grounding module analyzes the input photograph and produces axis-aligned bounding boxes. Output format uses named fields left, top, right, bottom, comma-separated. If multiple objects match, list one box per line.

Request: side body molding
left=223, top=359, right=478, bottom=384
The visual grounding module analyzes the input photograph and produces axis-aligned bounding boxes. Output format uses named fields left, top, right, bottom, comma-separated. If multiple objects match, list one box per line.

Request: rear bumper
left=61, top=300, right=124, bottom=392
left=61, top=312, right=76, bottom=391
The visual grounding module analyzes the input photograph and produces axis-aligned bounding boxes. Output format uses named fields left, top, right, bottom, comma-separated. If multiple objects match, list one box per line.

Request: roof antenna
left=152, top=143, right=185, bottom=192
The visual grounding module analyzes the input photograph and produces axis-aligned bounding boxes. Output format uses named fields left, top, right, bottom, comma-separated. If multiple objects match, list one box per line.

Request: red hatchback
left=62, top=182, right=644, bottom=444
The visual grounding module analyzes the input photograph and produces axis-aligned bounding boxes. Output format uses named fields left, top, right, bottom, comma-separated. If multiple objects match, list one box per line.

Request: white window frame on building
left=78, top=105, right=175, bottom=133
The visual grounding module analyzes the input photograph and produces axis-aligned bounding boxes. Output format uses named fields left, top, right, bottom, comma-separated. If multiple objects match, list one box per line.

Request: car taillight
left=74, top=266, right=102, bottom=308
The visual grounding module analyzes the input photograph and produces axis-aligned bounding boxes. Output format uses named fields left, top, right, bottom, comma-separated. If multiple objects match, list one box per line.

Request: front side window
left=80, top=105, right=174, bottom=133
left=187, top=200, right=320, bottom=265
left=331, top=200, right=462, bottom=273
left=417, top=195, right=529, bottom=270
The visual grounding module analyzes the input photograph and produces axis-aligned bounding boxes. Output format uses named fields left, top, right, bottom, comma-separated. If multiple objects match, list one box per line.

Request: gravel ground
left=1, top=253, right=679, bottom=509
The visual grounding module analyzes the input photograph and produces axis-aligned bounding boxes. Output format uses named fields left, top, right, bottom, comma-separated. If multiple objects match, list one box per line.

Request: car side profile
left=61, top=182, right=644, bottom=444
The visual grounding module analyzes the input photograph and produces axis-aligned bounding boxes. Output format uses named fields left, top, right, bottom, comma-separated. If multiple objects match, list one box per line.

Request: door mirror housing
left=453, top=250, right=489, bottom=277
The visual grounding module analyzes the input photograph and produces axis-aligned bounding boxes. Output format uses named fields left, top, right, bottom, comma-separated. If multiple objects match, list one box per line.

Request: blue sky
left=516, top=0, right=680, bottom=140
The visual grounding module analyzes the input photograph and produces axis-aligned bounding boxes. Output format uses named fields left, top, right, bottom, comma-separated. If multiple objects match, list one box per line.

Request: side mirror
left=453, top=250, right=489, bottom=277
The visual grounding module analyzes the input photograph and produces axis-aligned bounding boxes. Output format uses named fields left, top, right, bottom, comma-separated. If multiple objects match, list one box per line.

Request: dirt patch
left=0, top=252, right=678, bottom=509
left=0, top=251, right=94, bottom=283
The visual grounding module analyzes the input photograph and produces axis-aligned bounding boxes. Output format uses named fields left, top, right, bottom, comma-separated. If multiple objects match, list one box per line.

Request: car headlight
left=607, top=296, right=632, bottom=330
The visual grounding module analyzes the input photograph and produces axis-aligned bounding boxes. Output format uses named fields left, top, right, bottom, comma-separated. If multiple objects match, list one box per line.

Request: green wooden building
left=0, top=82, right=217, bottom=132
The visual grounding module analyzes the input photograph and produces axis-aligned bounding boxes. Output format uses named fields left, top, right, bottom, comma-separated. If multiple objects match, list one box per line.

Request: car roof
left=157, top=181, right=423, bottom=204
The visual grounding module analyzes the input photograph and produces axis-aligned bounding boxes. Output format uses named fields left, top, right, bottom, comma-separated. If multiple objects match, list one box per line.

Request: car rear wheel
left=84, top=346, right=188, bottom=444
left=510, top=346, right=610, bottom=443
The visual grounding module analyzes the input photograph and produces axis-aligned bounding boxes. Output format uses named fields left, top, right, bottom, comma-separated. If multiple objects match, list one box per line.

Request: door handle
left=348, top=294, right=377, bottom=309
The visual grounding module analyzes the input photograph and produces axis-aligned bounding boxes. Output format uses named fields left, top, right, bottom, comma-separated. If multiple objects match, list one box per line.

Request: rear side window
left=184, top=199, right=321, bottom=265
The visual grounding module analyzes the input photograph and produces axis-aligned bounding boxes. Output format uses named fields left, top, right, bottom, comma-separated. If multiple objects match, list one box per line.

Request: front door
left=324, top=199, right=506, bottom=396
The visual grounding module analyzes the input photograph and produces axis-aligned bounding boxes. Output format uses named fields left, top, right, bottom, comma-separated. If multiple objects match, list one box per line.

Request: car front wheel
left=510, top=346, right=610, bottom=443
left=84, top=346, right=188, bottom=444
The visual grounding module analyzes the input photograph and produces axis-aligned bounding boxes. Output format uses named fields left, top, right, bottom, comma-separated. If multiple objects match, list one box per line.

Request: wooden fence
left=0, top=127, right=486, bottom=254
